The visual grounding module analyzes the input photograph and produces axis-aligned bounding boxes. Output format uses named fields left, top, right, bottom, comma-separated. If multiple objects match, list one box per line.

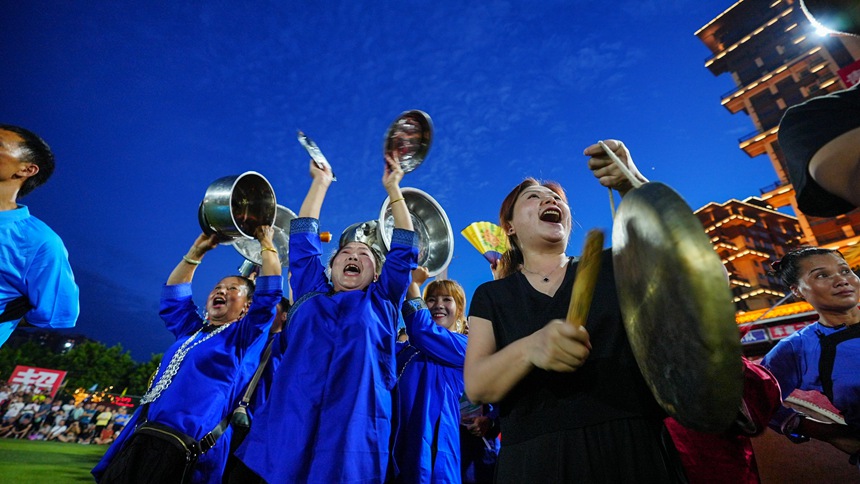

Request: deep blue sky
left=1, top=1, right=779, bottom=361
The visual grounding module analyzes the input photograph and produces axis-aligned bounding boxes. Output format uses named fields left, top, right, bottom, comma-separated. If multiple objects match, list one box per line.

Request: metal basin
left=199, top=171, right=276, bottom=239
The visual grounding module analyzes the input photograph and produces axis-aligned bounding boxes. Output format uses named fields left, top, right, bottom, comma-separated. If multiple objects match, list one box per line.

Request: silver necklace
left=521, top=257, right=571, bottom=283
left=140, top=322, right=233, bottom=405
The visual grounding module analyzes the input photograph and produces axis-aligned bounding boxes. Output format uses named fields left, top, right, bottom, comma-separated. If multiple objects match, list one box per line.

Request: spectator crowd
left=0, top=385, right=129, bottom=446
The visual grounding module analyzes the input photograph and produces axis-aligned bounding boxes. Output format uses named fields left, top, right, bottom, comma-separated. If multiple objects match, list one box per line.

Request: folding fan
left=460, top=221, right=508, bottom=265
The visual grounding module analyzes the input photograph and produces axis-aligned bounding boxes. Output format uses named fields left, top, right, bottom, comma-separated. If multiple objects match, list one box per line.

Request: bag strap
left=239, top=338, right=274, bottom=406
left=231, top=290, right=325, bottom=412
left=816, top=323, right=860, bottom=402
left=136, top=399, right=228, bottom=456
left=198, top=414, right=231, bottom=454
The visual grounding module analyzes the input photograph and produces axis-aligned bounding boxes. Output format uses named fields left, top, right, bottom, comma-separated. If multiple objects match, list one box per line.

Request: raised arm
left=298, top=159, right=333, bottom=219
left=808, top=126, right=860, bottom=209
left=406, top=266, right=430, bottom=299
left=255, top=225, right=281, bottom=277
left=166, top=233, right=221, bottom=286
left=582, top=139, right=648, bottom=197
left=383, top=153, right=413, bottom=232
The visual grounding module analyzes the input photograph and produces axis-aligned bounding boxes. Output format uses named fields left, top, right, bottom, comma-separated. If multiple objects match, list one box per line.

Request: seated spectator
left=6, top=415, right=34, bottom=439
left=77, top=422, right=96, bottom=444
left=111, top=407, right=130, bottom=429
left=46, top=419, right=68, bottom=441
left=93, top=405, right=113, bottom=435
left=0, top=385, right=10, bottom=407
left=56, top=421, right=82, bottom=443
left=79, top=402, right=96, bottom=426
left=33, top=397, right=53, bottom=427
left=3, top=396, right=24, bottom=422
left=60, top=398, right=75, bottom=418
left=68, top=402, right=84, bottom=423
left=0, top=416, right=17, bottom=436
left=93, top=423, right=116, bottom=445
left=28, top=423, right=51, bottom=441
left=19, top=399, right=39, bottom=419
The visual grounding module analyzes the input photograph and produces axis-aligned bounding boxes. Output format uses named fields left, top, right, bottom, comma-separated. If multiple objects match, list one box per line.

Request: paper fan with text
left=461, top=221, right=508, bottom=265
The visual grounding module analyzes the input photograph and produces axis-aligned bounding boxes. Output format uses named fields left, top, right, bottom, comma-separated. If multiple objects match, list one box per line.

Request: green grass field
left=0, top=439, right=106, bottom=483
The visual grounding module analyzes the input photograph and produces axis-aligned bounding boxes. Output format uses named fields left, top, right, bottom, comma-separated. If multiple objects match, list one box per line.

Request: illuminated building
left=697, top=0, right=860, bottom=249
left=695, top=0, right=860, bottom=355
left=695, top=197, right=801, bottom=312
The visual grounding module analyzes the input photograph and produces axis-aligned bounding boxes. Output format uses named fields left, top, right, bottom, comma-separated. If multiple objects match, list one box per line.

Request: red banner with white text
left=7, top=366, right=67, bottom=397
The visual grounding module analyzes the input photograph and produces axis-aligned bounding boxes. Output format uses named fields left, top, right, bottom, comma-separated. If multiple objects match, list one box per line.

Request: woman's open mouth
left=540, top=208, right=561, bottom=223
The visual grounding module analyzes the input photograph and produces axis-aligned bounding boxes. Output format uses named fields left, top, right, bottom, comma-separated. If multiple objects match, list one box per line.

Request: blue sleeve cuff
left=291, top=218, right=319, bottom=234
left=402, top=297, right=427, bottom=317
left=392, top=228, right=418, bottom=248
left=253, top=275, right=284, bottom=293
left=162, top=282, right=192, bottom=299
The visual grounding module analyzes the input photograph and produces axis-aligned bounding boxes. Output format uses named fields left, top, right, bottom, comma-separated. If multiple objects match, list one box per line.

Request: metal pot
left=199, top=171, right=277, bottom=240
left=383, top=110, right=433, bottom=173
left=232, top=204, right=296, bottom=267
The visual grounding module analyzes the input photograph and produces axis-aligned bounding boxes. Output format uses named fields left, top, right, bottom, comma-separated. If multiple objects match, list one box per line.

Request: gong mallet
left=566, top=228, right=605, bottom=326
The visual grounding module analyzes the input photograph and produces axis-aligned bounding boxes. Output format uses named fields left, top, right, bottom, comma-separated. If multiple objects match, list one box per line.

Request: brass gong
left=612, top=182, right=743, bottom=433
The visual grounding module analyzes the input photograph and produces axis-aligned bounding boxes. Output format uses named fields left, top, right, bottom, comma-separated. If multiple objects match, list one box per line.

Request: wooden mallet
left=566, top=228, right=605, bottom=326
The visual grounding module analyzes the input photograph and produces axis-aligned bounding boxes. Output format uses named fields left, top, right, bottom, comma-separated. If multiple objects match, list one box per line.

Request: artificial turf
left=0, top=439, right=106, bottom=483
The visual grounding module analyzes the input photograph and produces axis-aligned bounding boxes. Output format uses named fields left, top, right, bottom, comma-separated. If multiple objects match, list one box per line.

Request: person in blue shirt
left=762, top=247, right=860, bottom=461
left=0, top=124, right=78, bottom=347
left=93, top=226, right=282, bottom=484
left=392, top=267, right=468, bottom=483
left=234, top=154, right=417, bottom=483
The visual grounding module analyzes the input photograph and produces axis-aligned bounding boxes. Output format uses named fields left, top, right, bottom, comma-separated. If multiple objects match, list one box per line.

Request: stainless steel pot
left=232, top=204, right=295, bottom=267
left=383, top=110, right=433, bottom=173
left=199, top=171, right=277, bottom=239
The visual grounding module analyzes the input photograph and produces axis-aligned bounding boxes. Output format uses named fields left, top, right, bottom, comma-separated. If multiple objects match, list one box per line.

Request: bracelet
left=389, top=197, right=405, bottom=205
left=182, top=255, right=201, bottom=266
left=261, top=246, right=278, bottom=254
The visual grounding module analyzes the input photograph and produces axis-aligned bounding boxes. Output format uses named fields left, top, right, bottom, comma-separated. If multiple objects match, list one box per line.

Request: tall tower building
left=696, top=0, right=860, bottom=249
left=695, top=197, right=802, bottom=312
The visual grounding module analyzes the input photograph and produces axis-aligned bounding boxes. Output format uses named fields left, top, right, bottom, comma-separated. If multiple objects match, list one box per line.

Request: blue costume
left=762, top=321, right=860, bottom=430
left=0, top=205, right=78, bottom=346
left=392, top=298, right=467, bottom=484
left=92, top=275, right=281, bottom=484
left=235, top=218, right=417, bottom=483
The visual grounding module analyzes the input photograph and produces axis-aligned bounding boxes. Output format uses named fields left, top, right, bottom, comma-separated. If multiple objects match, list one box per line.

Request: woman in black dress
left=464, top=140, right=685, bottom=482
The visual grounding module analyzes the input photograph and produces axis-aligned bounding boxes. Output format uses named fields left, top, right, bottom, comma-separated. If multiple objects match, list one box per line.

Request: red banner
left=838, top=59, right=860, bottom=87
left=767, top=322, right=810, bottom=340
left=7, top=366, right=67, bottom=397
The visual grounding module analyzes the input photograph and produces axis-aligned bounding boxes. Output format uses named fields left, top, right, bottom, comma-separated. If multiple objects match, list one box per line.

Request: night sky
left=1, top=1, right=780, bottom=360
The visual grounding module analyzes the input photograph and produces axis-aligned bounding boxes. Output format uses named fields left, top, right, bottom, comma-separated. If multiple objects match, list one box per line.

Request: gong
left=612, top=182, right=743, bottom=432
